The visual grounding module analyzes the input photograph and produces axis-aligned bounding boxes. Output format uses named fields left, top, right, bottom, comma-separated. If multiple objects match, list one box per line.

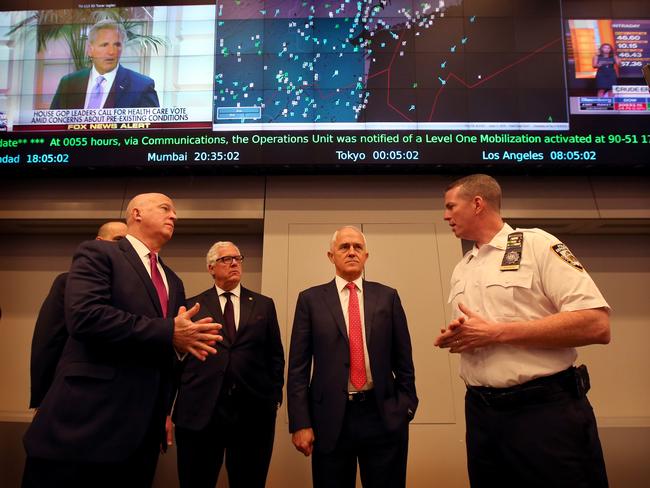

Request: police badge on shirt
left=551, top=242, right=585, bottom=271
left=501, top=232, right=523, bottom=271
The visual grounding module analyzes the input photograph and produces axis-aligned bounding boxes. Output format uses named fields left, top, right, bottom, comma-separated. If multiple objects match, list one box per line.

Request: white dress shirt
left=125, top=234, right=169, bottom=293
left=334, top=275, right=374, bottom=392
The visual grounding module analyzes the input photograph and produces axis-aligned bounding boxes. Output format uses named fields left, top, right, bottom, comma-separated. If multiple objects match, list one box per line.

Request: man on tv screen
left=50, top=19, right=160, bottom=110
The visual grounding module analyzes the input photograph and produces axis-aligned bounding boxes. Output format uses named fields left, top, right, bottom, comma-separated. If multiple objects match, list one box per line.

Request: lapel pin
left=248, top=297, right=253, bottom=301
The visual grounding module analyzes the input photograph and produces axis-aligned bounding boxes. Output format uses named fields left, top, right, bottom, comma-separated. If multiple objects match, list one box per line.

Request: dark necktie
left=347, top=282, right=367, bottom=390
left=149, top=252, right=168, bottom=318
left=222, top=292, right=236, bottom=341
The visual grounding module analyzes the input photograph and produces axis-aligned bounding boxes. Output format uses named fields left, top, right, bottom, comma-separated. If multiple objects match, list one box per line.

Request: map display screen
left=213, top=0, right=568, bottom=131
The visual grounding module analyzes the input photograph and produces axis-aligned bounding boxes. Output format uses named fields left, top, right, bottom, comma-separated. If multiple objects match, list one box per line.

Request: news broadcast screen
left=2, top=3, right=214, bottom=131
left=566, top=18, right=650, bottom=113
left=0, top=0, right=648, bottom=170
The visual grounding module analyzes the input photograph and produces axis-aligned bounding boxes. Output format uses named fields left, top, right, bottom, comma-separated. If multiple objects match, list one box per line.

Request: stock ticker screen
left=0, top=0, right=648, bottom=172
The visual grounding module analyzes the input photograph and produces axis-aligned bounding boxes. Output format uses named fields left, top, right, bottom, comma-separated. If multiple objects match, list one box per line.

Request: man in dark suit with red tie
left=173, top=241, right=285, bottom=488
left=288, top=226, right=418, bottom=488
left=22, top=193, right=222, bottom=488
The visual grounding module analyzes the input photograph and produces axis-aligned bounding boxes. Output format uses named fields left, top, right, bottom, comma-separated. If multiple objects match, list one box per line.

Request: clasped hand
left=173, top=303, right=222, bottom=361
left=434, top=303, right=499, bottom=353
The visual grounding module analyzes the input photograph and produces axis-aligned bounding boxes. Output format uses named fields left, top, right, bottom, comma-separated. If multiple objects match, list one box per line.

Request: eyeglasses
left=214, top=255, right=244, bottom=265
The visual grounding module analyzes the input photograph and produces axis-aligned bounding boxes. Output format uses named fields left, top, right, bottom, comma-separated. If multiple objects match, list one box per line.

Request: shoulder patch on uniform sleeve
left=551, top=243, right=585, bottom=271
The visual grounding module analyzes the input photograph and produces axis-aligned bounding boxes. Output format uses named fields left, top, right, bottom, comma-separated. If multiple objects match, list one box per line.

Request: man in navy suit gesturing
left=50, top=19, right=159, bottom=109
left=22, top=193, right=222, bottom=488
left=288, top=226, right=418, bottom=488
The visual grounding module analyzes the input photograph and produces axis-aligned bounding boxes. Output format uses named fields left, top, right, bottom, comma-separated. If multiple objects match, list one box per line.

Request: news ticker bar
left=2, top=131, right=650, bottom=167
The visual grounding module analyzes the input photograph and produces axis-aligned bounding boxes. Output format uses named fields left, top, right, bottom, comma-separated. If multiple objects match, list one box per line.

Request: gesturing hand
left=173, top=303, right=222, bottom=361
left=434, top=303, right=500, bottom=353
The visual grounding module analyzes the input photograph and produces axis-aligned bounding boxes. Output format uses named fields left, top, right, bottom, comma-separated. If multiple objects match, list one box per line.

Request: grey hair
left=88, top=19, right=127, bottom=45
left=330, top=226, right=367, bottom=251
left=206, top=241, right=239, bottom=269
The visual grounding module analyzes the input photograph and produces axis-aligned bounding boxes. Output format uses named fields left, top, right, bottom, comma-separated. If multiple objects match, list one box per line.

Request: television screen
left=0, top=0, right=648, bottom=171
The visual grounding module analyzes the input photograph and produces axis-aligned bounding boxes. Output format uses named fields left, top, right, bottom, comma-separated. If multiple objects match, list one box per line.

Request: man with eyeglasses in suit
left=172, top=241, right=285, bottom=488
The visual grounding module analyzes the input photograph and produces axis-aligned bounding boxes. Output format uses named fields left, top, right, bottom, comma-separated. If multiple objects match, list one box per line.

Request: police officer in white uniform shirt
left=435, top=174, right=610, bottom=488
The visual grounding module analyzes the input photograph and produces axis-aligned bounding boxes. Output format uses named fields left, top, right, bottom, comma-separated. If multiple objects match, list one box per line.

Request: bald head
left=125, top=193, right=177, bottom=252
left=96, top=221, right=127, bottom=241
left=126, top=193, right=165, bottom=225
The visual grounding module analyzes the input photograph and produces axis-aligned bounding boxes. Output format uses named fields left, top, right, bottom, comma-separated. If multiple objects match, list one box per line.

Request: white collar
left=125, top=234, right=154, bottom=259
left=468, top=223, right=514, bottom=260
left=335, top=274, right=363, bottom=293
left=90, top=64, right=119, bottom=86
left=216, top=283, right=241, bottom=298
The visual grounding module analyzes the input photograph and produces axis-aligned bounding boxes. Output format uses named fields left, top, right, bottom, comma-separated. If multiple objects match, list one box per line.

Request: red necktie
left=149, top=253, right=168, bottom=318
left=347, top=282, right=367, bottom=390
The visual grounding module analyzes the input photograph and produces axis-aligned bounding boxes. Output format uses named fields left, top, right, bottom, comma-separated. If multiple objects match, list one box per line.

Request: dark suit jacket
left=23, top=238, right=184, bottom=463
left=287, top=279, right=418, bottom=453
left=50, top=65, right=159, bottom=109
left=29, top=272, right=69, bottom=408
left=173, top=286, right=285, bottom=431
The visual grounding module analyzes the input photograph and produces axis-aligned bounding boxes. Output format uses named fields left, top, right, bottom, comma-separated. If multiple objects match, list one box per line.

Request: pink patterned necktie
left=347, top=282, right=367, bottom=389
left=149, top=253, right=168, bottom=317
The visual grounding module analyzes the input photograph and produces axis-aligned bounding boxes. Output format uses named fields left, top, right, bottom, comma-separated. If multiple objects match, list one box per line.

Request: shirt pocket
left=448, top=278, right=466, bottom=313
left=483, top=271, right=534, bottom=319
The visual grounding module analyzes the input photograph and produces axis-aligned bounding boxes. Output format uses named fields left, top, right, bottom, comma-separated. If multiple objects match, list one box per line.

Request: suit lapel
left=120, top=238, right=164, bottom=317
left=323, top=280, right=348, bottom=341
left=159, top=257, right=178, bottom=317
left=204, top=286, right=225, bottom=327
left=238, top=287, right=255, bottom=340
left=361, top=280, right=377, bottom=347
left=201, top=288, right=231, bottom=345
left=105, top=65, right=128, bottom=108
left=70, top=69, right=91, bottom=109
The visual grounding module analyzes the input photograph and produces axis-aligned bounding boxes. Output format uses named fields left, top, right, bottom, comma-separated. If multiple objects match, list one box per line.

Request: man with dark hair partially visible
left=50, top=19, right=159, bottom=109
left=435, top=174, right=610, bottom=488
left=29, top=221, right=128, bottom=409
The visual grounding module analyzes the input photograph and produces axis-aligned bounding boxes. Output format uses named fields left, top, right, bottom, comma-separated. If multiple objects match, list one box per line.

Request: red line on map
left=426, top=37, right=562, bottom=121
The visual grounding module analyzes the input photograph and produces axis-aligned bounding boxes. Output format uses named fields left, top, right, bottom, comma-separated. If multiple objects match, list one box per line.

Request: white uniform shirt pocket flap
left=485, top=271, right=533, bottom=290
left=448, top=279, right=466, bottom=303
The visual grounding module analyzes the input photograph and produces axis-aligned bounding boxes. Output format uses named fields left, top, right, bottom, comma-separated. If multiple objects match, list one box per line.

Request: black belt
left=347, top=389, right=374, bottom=402
left=466, top=365, right=591, bottom=409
